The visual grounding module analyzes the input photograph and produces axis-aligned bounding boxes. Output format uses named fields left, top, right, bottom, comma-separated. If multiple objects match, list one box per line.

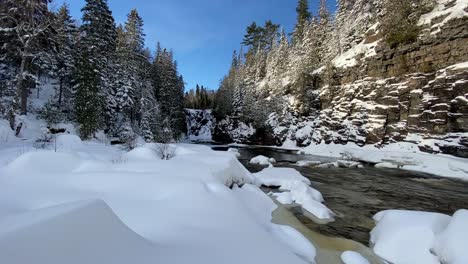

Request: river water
left=212, top=145, right=468, bottom=263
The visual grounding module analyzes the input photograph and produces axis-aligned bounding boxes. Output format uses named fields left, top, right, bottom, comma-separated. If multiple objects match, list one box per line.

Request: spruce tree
left=74, top=52, right=100, bottom=139
left=53, top=3, right=77, bottom=109
left=293, top=0, right=311, bottom=44
left=79, top=0, right=117, bottom=130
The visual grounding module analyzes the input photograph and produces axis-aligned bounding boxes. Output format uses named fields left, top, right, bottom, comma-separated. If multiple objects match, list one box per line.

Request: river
left=212, top=145, right=468, bottom=264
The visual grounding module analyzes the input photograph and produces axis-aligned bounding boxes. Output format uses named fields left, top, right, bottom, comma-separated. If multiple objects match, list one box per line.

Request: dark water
left=226, top=146, right=468, bottom=246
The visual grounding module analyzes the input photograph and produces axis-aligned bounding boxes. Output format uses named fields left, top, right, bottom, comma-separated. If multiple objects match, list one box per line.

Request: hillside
left=212, top=0, right=468, bottom=158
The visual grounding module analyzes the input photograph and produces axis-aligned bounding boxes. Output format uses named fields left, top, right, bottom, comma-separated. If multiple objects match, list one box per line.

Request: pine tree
left=263, top=20, right=280, bottom=51
left=151, top=47, right=186, bottom=140
left=80, top=0, right=116, bottom=66
left=53, top=3, right=77, bottom=109
left=293, top=0, right=311, bottom=44
left=79, top=0, right=117, bottom=130
left=73, top=52, right=100, bottom=139
left=242, top=22, right=263, bottom=50
left=319, top=0, right=330, bottom=24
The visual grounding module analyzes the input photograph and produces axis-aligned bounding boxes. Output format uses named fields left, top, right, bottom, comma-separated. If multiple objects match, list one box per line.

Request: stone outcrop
left=212, top=0, right=468, bottom=157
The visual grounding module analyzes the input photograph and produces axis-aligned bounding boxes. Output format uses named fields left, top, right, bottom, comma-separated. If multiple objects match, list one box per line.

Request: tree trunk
left=16, top=53, right=28, bottom=115
left=58, top=78, right=63, bottom=107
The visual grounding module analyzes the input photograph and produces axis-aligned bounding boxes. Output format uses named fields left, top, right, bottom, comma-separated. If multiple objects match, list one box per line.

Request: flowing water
left=212, top=145, right=468, bottom=263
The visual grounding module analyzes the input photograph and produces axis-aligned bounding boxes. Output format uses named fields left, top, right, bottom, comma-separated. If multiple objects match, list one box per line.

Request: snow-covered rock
left=185, top=109, right=215, bottom=142
left=250, top=155, right=276, bottom=166
left=254, top=167, right=333, bottom=220
left=227, top=148, right=241, bottom=157
left=370, top=210, right=452, bottom=264
left=337, top=160, right=363, bottom=168
left=432, top=209, right=468, bottom=264
left=254, top=167, right=310, bottom=187
left=295, top=160, right=321, bottom=167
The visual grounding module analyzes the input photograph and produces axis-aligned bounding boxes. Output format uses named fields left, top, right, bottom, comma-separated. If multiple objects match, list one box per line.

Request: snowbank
left=0, top=141, right=313, bottom=264
left=300, top=142, right=468, bottom=180
left=227, top=147, right=241, bottom=157
left=432, top=210, right=468, bottom=264
left=370, top=209, right=468, bottom=264
left=250, top=155, right=276, bottom=166
left=254, top=167, right=333, bottom=220
left=55, top=134, right=84, bottom=151
left=0, top=200, right=159, bottom=264
left=341, top=251, right=370, bottom=264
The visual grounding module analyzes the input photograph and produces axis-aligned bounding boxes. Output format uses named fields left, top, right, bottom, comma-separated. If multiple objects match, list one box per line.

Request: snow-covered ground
left=0, top=118, right=318, bottom=264
left=296, top=141, right=468, bottom=181
left=370, top=209, right=468, bottom=264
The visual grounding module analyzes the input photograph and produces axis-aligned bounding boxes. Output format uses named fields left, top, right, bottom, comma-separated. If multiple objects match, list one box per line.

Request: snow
left=336, top=160, right=363, bottom=168
left=232, top=184, right=317, bottom=263
left=432, top=210, right=468, bottom=264
left=419, top=0, right=468, bottom=34
left=0, top=137, right=314, bottom=264
left=254, top=167, right=333, bottom=220
left=296, top=160, right=321, bottom=167
left=340, top=251, right=370, bottom=264
left=185, top=109, right=214, bottom=142
left=55, top=134, right=84, bottom=150
left=300, top=141, right=468, bottom=180
left=227, top=147, right=241, bottom=157
left=0, top=200, right=159, bottom=264
left=370, top=209, right=468, bottom=264
left=332, top=39, right=380, bottom=68
left=447, top=61, right=468, bottom=71
left=254, top=167, right=311, bottom=187
left=250, top=155, right=276, bottom=166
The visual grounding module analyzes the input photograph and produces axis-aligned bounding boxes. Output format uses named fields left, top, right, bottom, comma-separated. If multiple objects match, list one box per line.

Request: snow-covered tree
left=73, top=52, right=101, bottom=139
left=292, top=0, right=311, bottom=44
left=78, top=0, right=117, bottom=129
left=0, top=0, right=53, bottom=117
left=52, top=3, right=77, bottom=109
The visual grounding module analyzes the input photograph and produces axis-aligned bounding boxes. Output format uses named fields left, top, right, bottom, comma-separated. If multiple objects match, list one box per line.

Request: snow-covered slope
left=0, top=138, right=316, bottom=264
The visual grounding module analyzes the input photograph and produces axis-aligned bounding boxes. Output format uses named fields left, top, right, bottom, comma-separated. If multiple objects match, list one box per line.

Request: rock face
left=185, top=109, right=215, bottom=141
left=214, top=0, right=468, bottom=157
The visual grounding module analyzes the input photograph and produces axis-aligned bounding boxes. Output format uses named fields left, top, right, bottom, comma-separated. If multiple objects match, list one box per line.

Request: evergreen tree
left=293, top=0, right=311, bottom=44
left=78, top=0, right=117, bottom=130
left=53, top=3, right=77, bottom=109
left=73, top=52, right=100, bottom=139
left=263, top=20, right=280, bottom=51
left=151, top=47, right=186, bottom=140
left=242, top=22, right=263, bottom=50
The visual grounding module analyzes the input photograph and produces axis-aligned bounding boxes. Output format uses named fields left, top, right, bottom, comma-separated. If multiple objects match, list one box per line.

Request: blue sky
left=51, top=0, right=336, bottom=91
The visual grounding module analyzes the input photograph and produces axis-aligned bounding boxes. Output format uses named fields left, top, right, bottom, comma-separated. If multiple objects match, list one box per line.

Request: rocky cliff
left=213, top=0, right=468, bottom=157
left=185, top=109, right=215, bottom=142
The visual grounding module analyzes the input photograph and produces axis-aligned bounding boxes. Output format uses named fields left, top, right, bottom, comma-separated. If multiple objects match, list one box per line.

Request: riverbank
left=234, top=146, right=468, bottom=264
left=207, top=140, right=468, bottom=181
